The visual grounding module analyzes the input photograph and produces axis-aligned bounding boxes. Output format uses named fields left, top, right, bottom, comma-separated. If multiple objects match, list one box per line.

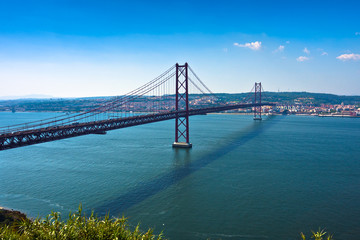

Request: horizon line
left=1, top=91, right=360, bottom=101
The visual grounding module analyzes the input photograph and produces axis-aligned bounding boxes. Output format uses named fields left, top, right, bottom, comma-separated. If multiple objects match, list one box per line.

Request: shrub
left=300, top=228, right=333, bottom=240
left=0, top=205, right=164, bottom=240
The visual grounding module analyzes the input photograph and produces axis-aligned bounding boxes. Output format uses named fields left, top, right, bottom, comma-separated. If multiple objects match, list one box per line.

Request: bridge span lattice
left=0, top=63, right=275, bottom=151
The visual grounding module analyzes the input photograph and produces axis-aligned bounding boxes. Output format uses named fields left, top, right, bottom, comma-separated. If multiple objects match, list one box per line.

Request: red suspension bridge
left=0, top=63, right=275, bottom=151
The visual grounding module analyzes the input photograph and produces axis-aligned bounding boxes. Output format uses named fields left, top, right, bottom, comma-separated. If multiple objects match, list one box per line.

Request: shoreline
left=0, top=206, right=28, bottom=225
left=0, top=205, right=14, bottom=211
left=208, top=112, right=360, bottom=118
left=1, top=111, right=359, bottom=118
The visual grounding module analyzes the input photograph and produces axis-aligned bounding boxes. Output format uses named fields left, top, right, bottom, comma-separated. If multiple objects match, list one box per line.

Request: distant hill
left=0, top=94, right=53, bottom=100
left=0, top=92, right=359, bottom=112
left=216, top=92, right=360, bottom=105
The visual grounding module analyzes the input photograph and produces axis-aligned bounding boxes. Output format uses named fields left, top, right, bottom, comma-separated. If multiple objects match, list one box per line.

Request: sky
left=0, top=0, right=359, bottom=98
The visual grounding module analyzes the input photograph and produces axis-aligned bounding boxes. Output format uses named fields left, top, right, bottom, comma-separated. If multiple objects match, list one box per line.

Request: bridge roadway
left=0, top=102, right=275, bottom=151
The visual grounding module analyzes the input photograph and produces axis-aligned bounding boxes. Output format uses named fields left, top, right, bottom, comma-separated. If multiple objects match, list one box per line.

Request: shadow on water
left=93, top=115, right=283, bottom=215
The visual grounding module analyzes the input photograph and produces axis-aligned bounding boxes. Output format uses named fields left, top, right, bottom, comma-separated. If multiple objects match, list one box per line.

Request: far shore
left=0, top=111, right=359, bottom=118
left=208, top=112, right=360, bottom=118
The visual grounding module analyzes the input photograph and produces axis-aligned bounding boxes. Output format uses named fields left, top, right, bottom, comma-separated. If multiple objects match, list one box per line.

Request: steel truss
left=0, top=102, right=274, bottom=151
left=174, top=63, right=191, bottom=147
left=254, top=82, right=262, bottom=120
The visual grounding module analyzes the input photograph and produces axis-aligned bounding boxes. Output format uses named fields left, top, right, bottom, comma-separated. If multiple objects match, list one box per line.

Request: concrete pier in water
left=172, top=142, right=192, bottom=148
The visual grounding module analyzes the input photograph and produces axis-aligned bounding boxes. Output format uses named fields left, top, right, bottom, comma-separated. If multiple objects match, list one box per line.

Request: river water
left=0, top=112, right=359, bottom=239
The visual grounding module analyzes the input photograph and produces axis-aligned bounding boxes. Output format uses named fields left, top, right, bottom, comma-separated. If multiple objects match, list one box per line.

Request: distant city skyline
left=0, top=0, right=359, bottom=98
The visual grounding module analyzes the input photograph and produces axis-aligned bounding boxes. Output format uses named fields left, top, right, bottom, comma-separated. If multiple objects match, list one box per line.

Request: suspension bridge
left=0, top=63, right=275, bottom=151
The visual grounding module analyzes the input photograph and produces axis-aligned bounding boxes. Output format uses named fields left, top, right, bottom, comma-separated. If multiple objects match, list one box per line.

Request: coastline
left=0, top=206, right=28, bottom=227
left=207, top=112, right=360, bottom=118
left=0, top=205, right=17, bottom=211
left=1, top=111, right=359, bottom=118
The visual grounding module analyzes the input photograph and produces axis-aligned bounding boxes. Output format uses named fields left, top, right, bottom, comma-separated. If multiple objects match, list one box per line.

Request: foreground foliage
left=300, top=229, right=333, bottom=240
left=1, top=206, right=335, bottom=240
left=0, top=205, right=164, bottom=240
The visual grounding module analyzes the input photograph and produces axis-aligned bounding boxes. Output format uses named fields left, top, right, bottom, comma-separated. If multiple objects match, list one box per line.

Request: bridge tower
left=254, top=82, right=262, bottom=120
left=172, top=63, right=192, bottom=148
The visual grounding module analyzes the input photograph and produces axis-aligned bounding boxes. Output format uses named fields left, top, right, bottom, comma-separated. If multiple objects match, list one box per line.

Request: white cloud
left=273, top=45, right=285, bottom=53
left=336, top=53, right=360, bottom=61
left=317, top=48, right=328, bottom=56
left=296, top=56, right=309, bottom=62
left=303, top=47, right=310, bottom=54
left=234, top=41, right=262, bottom=50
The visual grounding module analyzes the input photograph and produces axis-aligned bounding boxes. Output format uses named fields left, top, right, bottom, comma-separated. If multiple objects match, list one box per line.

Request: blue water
left=0, top=112, right=359, bottom=239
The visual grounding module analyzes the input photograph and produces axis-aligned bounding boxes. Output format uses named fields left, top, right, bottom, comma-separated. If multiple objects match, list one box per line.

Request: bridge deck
left=0, top=103, right=275, bottom=151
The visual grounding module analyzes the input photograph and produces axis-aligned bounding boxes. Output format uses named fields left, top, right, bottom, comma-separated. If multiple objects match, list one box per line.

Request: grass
left=1, top=205, right=335, bottom=240
left=300, top=228, right=333, bottom=240
left=0, top=205, right=164, bottom=240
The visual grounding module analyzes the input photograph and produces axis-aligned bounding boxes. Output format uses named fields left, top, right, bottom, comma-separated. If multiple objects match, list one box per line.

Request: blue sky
left=0, top=0, right=359, bottom=98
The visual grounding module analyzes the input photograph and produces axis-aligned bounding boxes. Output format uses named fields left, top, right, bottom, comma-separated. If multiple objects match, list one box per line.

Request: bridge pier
left=172, top=142, right=192, bottom=148
left=173, top=63, right=192, bottom=148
